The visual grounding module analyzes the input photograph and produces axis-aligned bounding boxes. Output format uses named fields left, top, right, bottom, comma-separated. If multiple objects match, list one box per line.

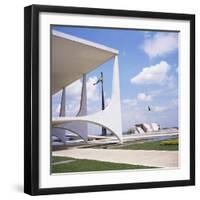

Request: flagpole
left=93, top=72, right=107, bottom=136
left=101, top=72, right=107, bottom=136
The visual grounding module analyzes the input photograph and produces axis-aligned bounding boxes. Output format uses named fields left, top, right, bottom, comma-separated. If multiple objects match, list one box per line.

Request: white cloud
left=65, top=79, right=82, bottom=98
left=171, top=98, right=178, bottom=107
left=167, top=75, right=177, bottom=89
left=142, top=32, right=178, bottom=58
left=56, top=104, right=61, bottom=114
left=65, top=76, right=99, bottom=102
left=148, top=98, right=178, bottom=113
left=105, top=97, right=111, bottom=106
left=122, top=98, right=137, bottom=106
left=137, top=93, right=152, bottom=101
left=52, top=103, right=61, bottom=117
left=52, top=76, right=101, bottom=117
left=121, top=100, right=178, bottom=130
left=131, top=61, right=171, bottom=85
left=86, top=76, right=100, bottom=102
left=154, top=106, right=167, bottom=112
left=144, top=31, right=152, bottom=39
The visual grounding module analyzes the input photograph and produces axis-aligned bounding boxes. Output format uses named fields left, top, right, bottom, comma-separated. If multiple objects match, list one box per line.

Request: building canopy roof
left=52, top=30, right=118, bottom=94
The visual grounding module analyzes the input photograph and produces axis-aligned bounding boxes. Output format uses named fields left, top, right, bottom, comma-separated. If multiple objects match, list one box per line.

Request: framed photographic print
left=24, top=4, right=195, bottom=195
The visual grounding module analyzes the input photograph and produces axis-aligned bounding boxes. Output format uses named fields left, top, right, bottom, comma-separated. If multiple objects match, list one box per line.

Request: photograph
left=24, top=5, right=195, bottom=195
left=51, top=26, right=179, bottom=174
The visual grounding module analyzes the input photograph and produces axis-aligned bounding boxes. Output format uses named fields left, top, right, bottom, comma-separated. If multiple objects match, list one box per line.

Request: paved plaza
left=53, top=148, right=178, bottom=168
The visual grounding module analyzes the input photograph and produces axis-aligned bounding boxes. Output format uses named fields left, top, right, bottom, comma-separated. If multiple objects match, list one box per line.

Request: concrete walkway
left=53, top=149, right=178, bottom=168
left=52, top=160, right=75, bottom=165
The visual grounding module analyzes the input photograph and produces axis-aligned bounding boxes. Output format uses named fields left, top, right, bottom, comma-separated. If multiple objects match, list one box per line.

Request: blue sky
left=52, top=26, right=179, bottom=133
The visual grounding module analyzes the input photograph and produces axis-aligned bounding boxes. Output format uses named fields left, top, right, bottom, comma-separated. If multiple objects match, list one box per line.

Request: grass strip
left=52, top=156, right=155, bottom=173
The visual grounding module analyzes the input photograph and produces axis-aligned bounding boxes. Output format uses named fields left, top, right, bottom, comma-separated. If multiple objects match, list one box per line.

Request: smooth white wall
left=0, top=0, right=199, bottom=199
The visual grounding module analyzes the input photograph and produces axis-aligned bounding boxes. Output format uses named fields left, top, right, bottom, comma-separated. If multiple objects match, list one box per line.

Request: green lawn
left=52, top=156, right=72, bottom=163
left=112, top=138, right=178, bottom=151
left=52, top=156, right=154, bottom=173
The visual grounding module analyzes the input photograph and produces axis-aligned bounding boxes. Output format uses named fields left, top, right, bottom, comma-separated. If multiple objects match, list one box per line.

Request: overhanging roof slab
left=52, top=30, right=118, bottom=94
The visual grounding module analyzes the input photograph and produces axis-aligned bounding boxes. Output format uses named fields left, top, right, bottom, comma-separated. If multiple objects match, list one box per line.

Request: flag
left=93, top=72, right=103, bottom=85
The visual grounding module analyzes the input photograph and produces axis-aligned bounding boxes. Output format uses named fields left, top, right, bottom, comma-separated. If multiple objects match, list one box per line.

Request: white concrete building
left=135, top=123, right=160, bottom=133
left=51, top=30, right=123, bottom=144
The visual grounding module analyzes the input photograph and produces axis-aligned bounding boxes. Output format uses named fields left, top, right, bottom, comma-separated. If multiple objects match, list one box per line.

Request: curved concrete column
left=53, top=56, right=123, bottom=143
left=52, top=88, right=67, bottom=144
left=54, top=121, right=88, bottom=142
left=59, top=87, right=66, bottom=117
left=52, top=75, right=88, bottom=143
left=60, top=74, right=88, bottom=142
left=76, top=74, right=87, bottom=117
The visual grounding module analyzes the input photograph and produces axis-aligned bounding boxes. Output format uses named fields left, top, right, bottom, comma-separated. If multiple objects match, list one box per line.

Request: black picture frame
left=24, top=4, right=195, bottom=196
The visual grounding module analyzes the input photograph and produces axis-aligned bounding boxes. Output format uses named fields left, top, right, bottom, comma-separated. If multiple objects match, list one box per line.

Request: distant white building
left=151, top=123, right=160, bottom=131
left=135, top=123, right=160, bottom=134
